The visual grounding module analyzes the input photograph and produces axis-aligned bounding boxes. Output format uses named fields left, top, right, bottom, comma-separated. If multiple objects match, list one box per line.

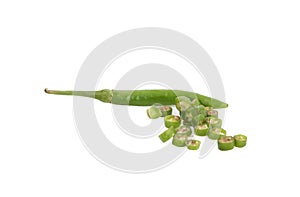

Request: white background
left=1, top=0, right=300, bottom=196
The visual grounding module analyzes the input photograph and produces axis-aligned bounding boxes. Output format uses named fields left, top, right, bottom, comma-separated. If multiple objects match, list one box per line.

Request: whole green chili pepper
left=45, top=89, right=228, bottom=109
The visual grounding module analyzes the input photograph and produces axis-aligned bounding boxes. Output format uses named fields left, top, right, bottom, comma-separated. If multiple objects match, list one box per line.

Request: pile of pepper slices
left=147, top=96, right=247, bottom=151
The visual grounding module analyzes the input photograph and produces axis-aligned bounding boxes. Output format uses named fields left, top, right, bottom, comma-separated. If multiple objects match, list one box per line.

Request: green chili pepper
left=183, top=120, right=193, bottom=126
left=175, top=96, right=192, bottom=111
left=194, top=124, right=209, bottom=136
left=234, top=134, right=247, bottom=148
left=221, top=128, right=227, bottom=136
left=218, top=136, right=235, bottom=151
left=175, top=126, right=192, bottom=136
left=172, top=134, right=188, bottom=147
left=159, top=126, right=175, bottom=143
left=207, top=128, right=222, bottom=140
left=206, top=110, right=218, bottom=118
left=192, top=114, right=206, bottom=126
left=204, top=106, right=213, bottom=111
left=159, top=106, right=172, bottom=117
left=180, top=110, right=193, bottom=122
left=198, top=105, right=205, bottom=111
left=206, top=117, right=222, bottom=128
left=164, top=115, right=181, bottom=128
left=147, top=106, right=162, bottom=119
left=191, top=98, right=200, bottom=107
left=45, top=89, right=228, bottom=108
left=199, top=109, right=207, bottom=117
left=186, top=140, right=201, bottom=150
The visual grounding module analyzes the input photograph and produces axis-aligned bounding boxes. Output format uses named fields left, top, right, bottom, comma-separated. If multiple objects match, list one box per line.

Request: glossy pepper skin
left=45, top=89, right=228, bottom=109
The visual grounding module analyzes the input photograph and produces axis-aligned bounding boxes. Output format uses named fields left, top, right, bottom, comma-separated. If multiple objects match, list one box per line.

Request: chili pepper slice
left=159, top=126, right=175, bottom=143
left=194, top=124, right=209, bottom=136
left=172, top=134, right=188, bottom=147
left=218, top=136, right=235, bottom=151
left=206, top=109, right=218, bottom=118
left=206, top=117, right=222, bottom=128
left=186, top=140, right=201, bottom=150
left=164, top=115, right=181, bottom=128
left=234, top=134, right=247, bottom=148
left=175, top=96, right=192, bottom=111
left=147, top=106, right=162, bottom=119
left=175, top=126, right=192, bottom=136
left=207, top=127, right=222, bottom=140
left=159, top=106, right=173, bottom=117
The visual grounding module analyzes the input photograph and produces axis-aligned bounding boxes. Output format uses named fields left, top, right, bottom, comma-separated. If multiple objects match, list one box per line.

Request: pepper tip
left=44, top=88, right=49, bottom=93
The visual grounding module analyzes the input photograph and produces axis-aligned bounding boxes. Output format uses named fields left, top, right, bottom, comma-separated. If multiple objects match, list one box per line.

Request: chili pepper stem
left=44, top=88, right=112, bottom=103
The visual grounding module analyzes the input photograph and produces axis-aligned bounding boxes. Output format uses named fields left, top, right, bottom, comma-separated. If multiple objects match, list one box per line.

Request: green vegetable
left=194, top=124, right=209, bottom=136
left=218, top=136, right=235, bottom=151
left=191, top=98, right=200, bottom=107
left=159, top=106, right=172, bottom=117
left=221, top=128, right=227, bottom=136
left=186, top=140, right=201, bottom=150
left=45, top=89, right=227, bottom=108
left=175, top=126, right=192, bottom=136
left=175, top=96, right=192, bottom=111
left=192, top=114, right=206, bottom=126
left=159, top=126, right=175, bottom=142
left=172, top=134, right=188, bottom=147
left=198, top=105, right=205, bottom=111
left=207, top=117, right=222, bottom=128
left=183, top=120, right=193, bottom=126
left=147, top=106, right=162, bottom=119
left=206, top=110, right=218, bottom=118
left=207, top=128, right=222, bottom=140
left=164, top=115, right=181, bottom=128
left=204, top=106, right=213, bottom=111
left=234, top=134, right=247, bottom=148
